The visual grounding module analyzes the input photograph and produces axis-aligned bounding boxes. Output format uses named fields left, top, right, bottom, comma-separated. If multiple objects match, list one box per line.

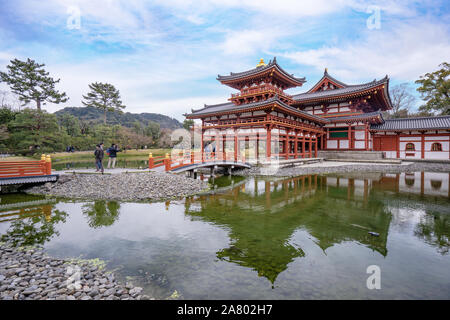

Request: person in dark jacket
left=94, top=143, right=104, bottom=174
left=106, top=144, right=121, bottom=169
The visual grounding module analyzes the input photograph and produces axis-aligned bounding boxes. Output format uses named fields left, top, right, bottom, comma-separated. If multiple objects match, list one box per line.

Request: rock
left=129, top=287, right=143, bottom=296
left=88, top=289, right=99, bottom=297
left=0, top=244, right=153, bottom=301
left=22, top=286, right=39, bottom=296
left=125, top=282, right=134, bottom=290
left=103, top=288, right=115, bottom=296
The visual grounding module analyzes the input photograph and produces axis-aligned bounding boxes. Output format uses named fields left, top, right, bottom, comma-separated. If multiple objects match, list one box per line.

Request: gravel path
left=0, top=243, right=151, bottom=300
left=235, top=161, right=450, bottom=177
left=25, top=172, right=210, bottom=202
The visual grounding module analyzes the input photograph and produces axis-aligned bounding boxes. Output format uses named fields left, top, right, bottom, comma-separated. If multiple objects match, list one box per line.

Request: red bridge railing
left=0, top=155, right=52, bottom=178
left=149, top=151, right=246, bottom=172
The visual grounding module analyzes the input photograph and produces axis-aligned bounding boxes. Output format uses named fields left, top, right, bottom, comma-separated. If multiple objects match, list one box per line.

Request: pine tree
left=0, top=58, right=68, bottom=110
left=416, top=62, right=450, bottom=115
left=82, top=82, right=126, bottom=125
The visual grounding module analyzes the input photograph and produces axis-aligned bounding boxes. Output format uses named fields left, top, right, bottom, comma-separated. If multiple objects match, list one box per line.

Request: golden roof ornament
left=256, top=58, right=266, bottom=67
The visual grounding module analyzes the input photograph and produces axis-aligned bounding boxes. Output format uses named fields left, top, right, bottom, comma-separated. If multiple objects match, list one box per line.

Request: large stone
left=129, top=287, right=143, bottom=296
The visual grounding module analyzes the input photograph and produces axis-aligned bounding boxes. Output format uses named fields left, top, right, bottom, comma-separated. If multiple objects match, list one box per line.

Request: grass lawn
left=0, top=156, right=32, bottom=161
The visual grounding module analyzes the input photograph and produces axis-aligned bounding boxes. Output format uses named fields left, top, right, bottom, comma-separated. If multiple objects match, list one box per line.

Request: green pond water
left=0, top=172, right=449, bottom=299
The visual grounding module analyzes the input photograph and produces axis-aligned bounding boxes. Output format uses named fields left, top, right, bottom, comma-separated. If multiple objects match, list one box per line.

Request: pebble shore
left=235, top=161, right=450, bottom=177
left=25, top=172, right=210, bottom=202
left=0, top=243, right=151, bottom=300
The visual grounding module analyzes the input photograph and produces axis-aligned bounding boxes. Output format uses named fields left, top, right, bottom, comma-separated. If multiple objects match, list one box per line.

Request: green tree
left=0, top=58, right=68, bottom=110
left=0, top=125, right=9, bottom=151
left=0, top=106, right=16, bottom=125
left=82, top=82, right=126, bottom=125
left=132, top=120, right=143, bottom=135
left=58, top=113, right=81, bottom=137
left=415, top=62, right=450, bottom=115
left=7, top=108, right=69, bottom=154
left=145, top=121, right=160, bottom=142
left=93, top=124, right=113, bottom=145
left=183, top=119, right=194, bottom=130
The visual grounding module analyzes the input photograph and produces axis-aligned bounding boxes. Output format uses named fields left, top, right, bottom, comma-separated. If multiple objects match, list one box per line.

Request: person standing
left=94, top=143, right=104, bottom=174
left=107, top=143, right=120, bottom=169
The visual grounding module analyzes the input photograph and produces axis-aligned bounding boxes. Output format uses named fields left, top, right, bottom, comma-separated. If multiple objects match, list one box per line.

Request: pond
left=0, top=172, right=449, bottom=299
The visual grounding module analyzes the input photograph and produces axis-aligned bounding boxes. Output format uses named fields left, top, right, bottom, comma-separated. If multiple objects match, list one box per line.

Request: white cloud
left=221, top=29, right=284, bottom=56
left=281, top=19, right=450, bottom=82
left=1, top=0, right=448, bottom=119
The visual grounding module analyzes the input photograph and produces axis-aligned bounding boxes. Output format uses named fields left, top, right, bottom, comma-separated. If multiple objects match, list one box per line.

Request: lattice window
left=405, top=143, right=415, bottom=151
left=431, top=143, right=442, bottom=151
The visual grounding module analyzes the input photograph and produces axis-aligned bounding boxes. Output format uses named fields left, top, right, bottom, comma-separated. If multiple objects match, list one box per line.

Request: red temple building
left=185, top=58, right=450, bottom=161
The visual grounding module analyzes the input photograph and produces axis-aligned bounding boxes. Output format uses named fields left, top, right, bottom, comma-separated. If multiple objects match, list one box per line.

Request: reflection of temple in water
left=372, top=172, right=450, bottom=198
left=182, top=172, right=449, bottom=284
left=0, top=195, right=67, bottom=247
left=0, top=198, right=56, bottom=223
left=183, top=174, right=392, bottom=283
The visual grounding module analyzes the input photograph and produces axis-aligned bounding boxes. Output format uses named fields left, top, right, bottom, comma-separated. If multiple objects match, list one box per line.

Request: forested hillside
left=55, top=106, right=182, bottom=129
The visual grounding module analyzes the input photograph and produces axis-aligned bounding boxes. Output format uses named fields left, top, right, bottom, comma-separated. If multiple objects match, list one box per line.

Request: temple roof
left=307, top=68, right=348, bottom=93
left=185, top=95, right=326, bottom=124
left=326, top=111, right=384, bottom=124
left=217, top=57, right=306, bottom=89
left=370, top=115, right=450, bottom=131
left=292, top=76, right=389, bottom=103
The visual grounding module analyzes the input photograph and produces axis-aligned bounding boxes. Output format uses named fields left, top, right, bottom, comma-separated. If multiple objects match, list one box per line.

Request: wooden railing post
left=45, top=155, right=52, bottom=174
left=40, top=154, right=46, bottom=174
left=164, top=153, right=171, bottom=171
left=148, top=153, right=153, bottom=169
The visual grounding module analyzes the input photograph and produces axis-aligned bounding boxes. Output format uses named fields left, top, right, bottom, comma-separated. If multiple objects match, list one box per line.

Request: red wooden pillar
left=314, top=135, right=318, bottom=157
left=148, top=153, right=154, bottom=169
left=421, top=131, right=425, bottom=159
left=348, top=125, right=352, bottom=150
left=396, top=133, right=400, bottom=158
left=266, top=126, right=271, bottom=160
left=302, top=134, right=306, bottom=158
left=308, top=133, right=312, bottom=158
left=284, top=130, right=289, bottom=159
left=234, top=129, right=238, bottom=161
left=365, top=123, right=369, bottom=150
left=256, top=134, right=259, bottom=161
left=222, top=133, right=226, bottom=160
left=201, top=128, right=205, bottom=162
left=294, top=130, right=298, bottom=158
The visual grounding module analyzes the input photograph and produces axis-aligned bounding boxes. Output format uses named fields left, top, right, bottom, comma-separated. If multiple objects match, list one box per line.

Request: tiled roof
left=217, top=57, right=306, bottom=85
left=185, top=96, right=326, bottom=123
left=370, top=115, right=450, bottom=131
left=292, top=76, right=388, bottom=102
left=307, top=69, right=348, bottom=93
left=326, top=111, right=384, bottom=123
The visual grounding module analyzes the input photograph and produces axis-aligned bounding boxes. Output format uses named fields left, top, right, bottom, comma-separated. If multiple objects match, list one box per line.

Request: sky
left=0, top=0, right=449, bottom=121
